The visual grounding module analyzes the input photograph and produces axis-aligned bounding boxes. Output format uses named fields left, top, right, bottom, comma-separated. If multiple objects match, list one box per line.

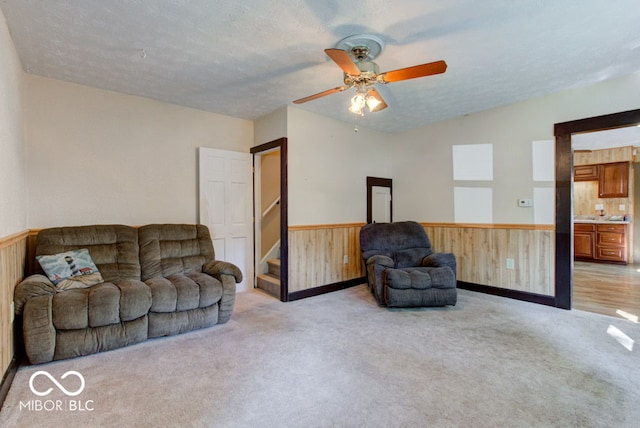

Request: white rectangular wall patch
left=454, top=187, right=493, bottom=223
left=532, top=140, right=555, bottom=181
left=534, top=187, right=555, bottom=224
left=452, top=144, right=493, bottom=181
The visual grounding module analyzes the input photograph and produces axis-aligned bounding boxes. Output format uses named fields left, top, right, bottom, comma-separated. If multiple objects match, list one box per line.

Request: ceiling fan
left=293, top=34, right=447, bottom=115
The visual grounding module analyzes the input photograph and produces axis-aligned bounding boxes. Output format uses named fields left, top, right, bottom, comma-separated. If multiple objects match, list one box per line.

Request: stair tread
left=257, top=273, right=280, bottom=299
left=267, top=259, right=280, bottom=266
left=257, top=273, right=280, bottom=284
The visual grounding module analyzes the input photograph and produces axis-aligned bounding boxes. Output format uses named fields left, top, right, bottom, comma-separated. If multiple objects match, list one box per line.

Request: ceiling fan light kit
left=293, top=33, right=447, bottom=117
left=349, top=86, right=385, bottom=115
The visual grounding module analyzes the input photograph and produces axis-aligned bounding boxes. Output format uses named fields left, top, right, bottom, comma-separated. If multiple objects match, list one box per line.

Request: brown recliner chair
left=359, top=221, right=457, bottom=308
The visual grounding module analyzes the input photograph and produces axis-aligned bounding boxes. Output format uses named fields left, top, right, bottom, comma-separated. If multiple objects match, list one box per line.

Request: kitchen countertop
left=574, top=218, right=631, bottom=225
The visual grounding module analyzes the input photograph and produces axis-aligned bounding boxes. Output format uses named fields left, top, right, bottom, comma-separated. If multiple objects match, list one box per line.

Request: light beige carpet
left=1, top=285, right=639, bottom=427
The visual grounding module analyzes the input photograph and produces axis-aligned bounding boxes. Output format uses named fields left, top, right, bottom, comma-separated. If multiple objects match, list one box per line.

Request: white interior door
left=372, top=186, right=391, bottom=223
left=198, top=147, right=253, bottom=292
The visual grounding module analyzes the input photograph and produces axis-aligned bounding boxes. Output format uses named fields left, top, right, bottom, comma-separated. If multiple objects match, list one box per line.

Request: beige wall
left=254, top=106, right=287, bottom=145
left=25, top=75, right=253, bottom=228
left=393, top=72, right=640, bottom=224
left=0, top=8, right=26, bottom=237
left=287, top=107, right=392, bottom=226
left=262, top=107, right=392, bottom=293
left=0, top=6, right=26, bottom=377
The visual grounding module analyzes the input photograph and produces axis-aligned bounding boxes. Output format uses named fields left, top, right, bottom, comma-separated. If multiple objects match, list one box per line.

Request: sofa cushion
left=118, top=279, right=153, bottom=321
left=146, top=273, right=223, bottom=313
left=138, top=224, right=216, bottom=281
left=36, top=248, right=104, bottom=290
left=168, top=274, right=201, bottom=311
left=188, top=272, right=223, bottom=307
left=88, top=283, right=121, bottom=327
left=52, top=289, right=88, bottom=329
left=35, top=225, right=140, bottom=283
left=51, top=280, right=151, bottom=330
left=145, top=277, right=177, bottom=312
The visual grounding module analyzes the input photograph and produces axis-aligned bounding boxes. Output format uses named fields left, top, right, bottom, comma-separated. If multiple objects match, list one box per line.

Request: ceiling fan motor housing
left=356, top=60, right=378, bottom=74
left=344, top=60, right=379, bottom=87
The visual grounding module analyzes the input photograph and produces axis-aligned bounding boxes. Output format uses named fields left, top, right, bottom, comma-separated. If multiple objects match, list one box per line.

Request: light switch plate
left=518, top=199, right=533, bottom=207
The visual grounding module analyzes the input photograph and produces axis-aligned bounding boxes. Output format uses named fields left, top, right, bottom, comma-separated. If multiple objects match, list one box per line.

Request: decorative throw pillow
left=36, top=249, right=104, bottom=291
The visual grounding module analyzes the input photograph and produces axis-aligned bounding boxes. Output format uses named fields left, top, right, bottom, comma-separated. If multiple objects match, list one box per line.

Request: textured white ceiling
left=2, top=0, right=640, bottom=133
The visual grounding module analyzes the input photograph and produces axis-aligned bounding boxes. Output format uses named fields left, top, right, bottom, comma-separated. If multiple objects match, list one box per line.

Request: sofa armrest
left=366, top=255, right=395, bottom=268
left=13, top=274, right=57, bottom=315
left=202, top=260, right=243, bottom=284
left=422, top=253, right=457, bottom=278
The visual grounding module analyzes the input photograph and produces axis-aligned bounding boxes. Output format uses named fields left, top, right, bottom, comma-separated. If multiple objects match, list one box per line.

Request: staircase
left=257, top=258, right=280, bottom=299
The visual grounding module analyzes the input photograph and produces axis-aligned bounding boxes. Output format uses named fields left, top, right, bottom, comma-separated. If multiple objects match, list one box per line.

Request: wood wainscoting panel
left=288, top=222, right=553, bottom=297
left=0, top=231, right=28, bottom=375
left=288, top=224, right=365, bottom=293
left=423, top=223, right=555, bottom=296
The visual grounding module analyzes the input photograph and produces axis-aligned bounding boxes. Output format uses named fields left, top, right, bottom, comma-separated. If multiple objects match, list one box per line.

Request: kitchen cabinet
left=574, top=223, right=595, bottom=259
left=574, top=222, right=627, bottom=264
left=598, top=162, right=629, bottom=198
left=595, top=223, right=627, bottom=263
left=574, top=165, right=598, bottom=181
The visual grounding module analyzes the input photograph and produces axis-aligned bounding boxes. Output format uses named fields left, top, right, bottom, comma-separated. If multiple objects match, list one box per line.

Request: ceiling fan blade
left=379, top=60, right=447, bottom=83
left=293, top=86, right=349, bottom=104
left=366, top=88, right=388, bottom=112
left=324, top=48, right=361, bottom=76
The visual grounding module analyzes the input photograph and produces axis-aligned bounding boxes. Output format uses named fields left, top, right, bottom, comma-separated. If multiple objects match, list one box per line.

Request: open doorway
left=554, top=109, right=640, bottom=319
left=251, top=138, right=289, bottom=302
left=571, top=128, right=640, bottom=318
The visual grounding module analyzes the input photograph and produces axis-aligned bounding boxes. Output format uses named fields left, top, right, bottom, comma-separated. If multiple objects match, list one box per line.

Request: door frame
left=251, top=138, right=289, bottom=302
left=554, top=108, right=640, bottom=309
left=366, top=177, right=392, bottom=224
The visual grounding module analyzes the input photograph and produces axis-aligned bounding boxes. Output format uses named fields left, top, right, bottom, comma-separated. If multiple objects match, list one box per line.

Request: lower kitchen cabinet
left=574, top=223, right=628, bottom=264
left=574, top=223, right=595, bottom=259
left=595, top=224, right=627, bottom=263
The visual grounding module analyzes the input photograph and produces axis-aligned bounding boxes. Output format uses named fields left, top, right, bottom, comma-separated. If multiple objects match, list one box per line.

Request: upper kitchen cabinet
left=574, top=165, right=599, bottom=181
left=598, top=162, right=629, bottom=198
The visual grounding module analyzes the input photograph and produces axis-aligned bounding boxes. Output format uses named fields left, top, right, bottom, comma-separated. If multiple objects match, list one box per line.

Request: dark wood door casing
left=554, top=108, right=640, bottom=309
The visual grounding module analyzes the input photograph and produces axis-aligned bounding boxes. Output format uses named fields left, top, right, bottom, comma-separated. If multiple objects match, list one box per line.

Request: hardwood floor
left=573, top=261, right=640, bottom=321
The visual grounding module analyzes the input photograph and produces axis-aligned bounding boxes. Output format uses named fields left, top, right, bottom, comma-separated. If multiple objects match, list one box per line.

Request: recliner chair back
left=360, top=221, right=433, bottom=268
